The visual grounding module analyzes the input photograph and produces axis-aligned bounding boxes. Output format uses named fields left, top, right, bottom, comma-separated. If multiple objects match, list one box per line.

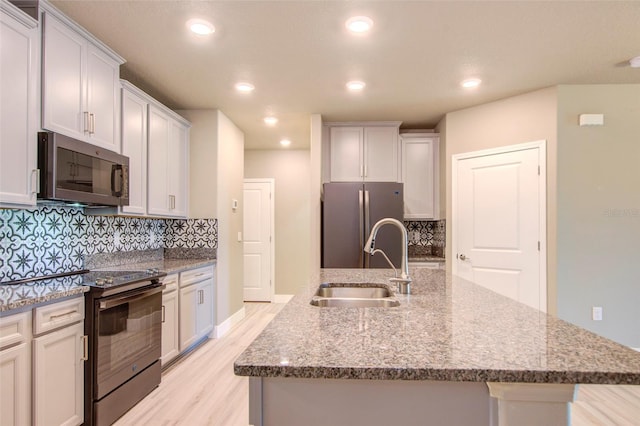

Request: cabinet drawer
left=33, top=297, right=84, bottom=335
left=180, top=266, right=214, bottom=288
left=0, top=311, right=31, bottom=350
left=163, top=273, right=179, bottom=293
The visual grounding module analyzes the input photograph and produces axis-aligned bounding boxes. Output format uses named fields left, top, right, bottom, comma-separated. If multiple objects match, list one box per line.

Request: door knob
left=459, top=253, right=470, bottom=261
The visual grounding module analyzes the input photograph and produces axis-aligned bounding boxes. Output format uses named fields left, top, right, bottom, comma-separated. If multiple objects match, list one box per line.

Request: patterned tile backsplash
left=0, top=206, right=217, bottom=282
left=404, top=220, right=446, bottom=248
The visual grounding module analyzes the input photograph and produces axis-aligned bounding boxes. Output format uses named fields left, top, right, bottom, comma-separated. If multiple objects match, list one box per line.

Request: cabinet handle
left=81, top=335, right=88, bottom=361
left=360, top=164, right=364, bottom=178
left=31, top=169, right=40, bottom=195
left=161, top=305, right=166, bottom=323
left=49, top=310, right=78, bottom=321
left=364, top=163, right=367, bottom=178
left=84, top=112, right=90, bottom=133
left=90, top=113, right=96, bottom=135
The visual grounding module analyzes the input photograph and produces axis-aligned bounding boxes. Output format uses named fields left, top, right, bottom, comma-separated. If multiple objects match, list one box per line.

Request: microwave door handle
left=111, top=164, right=123, bottom=197
left=99, top=286, right=164, bottom=310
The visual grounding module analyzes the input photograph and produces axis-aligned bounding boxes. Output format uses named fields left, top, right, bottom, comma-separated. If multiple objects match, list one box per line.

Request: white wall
left=245, top=149, right=311, bottom=295
left=556, top=84, right=640, bottom=348
left=310, top=114, right=323, bottom=273
left=177, top=109, right=245, bottom=325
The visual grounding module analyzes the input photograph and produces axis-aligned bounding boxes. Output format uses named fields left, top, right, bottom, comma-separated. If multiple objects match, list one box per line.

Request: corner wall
left=556, top=84, right=640, bottom=347
left=442, top=87, right=559, bottom=312
left=177, top=109, right=245, bottom=326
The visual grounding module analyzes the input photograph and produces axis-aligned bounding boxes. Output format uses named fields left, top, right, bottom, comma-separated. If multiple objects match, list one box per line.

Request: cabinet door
left=330, top=127, right=363, bottom=182
left=402, top=137, right=437, bottom=219
left=0, top=5, right=38, bottom=206
left=121, top=87, right=148, bottom=215
left=179, top=284, right=199, bottom=351
left=364, top=126, right=398, bottom=182
left=85, top=44, right=120, bottom=151
left=0, top=343, right=31, bottom=426
left=33, top=322, right=85, bottom=426
left=196, top=278, right=214, bottom=339
left=42, top=12, right=86, bottom=139
left=167, top=120, right=189, bottom=217
left=147, top=105, right=171, bottom=216
left=161, top=288, right=179, bottom=366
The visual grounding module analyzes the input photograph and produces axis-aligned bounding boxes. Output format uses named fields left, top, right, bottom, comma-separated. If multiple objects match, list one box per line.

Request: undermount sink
left=310, top=283, right=400, bottom=308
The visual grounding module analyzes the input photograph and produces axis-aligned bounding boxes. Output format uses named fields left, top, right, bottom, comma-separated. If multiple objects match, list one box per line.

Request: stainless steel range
left=3, top=269, right=166, bottom=425
left=83, top=269, right=166, bottom=426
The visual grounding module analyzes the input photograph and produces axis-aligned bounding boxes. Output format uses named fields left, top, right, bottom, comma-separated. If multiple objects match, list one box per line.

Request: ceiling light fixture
left=630, top=56, right=640, bottom=68
left=461, top=78, right=482, bottom=89
left=280, top=139, right=291, bottom=147
left=346, top=80, right=366, bottom=91
left=187, top=19, right=215, bottom=35
left=264, top=116, right=278, bottom=125
left=235, top=82, right=255, bottom=93
left=346, top=16, right=374, bottom=33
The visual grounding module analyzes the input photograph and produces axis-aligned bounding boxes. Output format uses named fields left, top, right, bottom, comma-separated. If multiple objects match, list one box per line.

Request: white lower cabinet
left=0, top=311, right=31, bottom=426
left=161, top=273, right=180, bottom=366
left=33, top=322, right=85, bottom=426
left=1, top=297, right=86, bottom=426
left=179, top=266, right=215, bottom=352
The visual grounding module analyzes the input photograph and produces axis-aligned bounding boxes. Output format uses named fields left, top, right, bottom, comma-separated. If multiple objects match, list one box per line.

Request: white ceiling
left=51, top=1, right=640, bottom=150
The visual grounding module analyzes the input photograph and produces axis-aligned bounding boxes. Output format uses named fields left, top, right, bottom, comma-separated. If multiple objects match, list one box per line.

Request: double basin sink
left=310, top=283, right=400, bottom=308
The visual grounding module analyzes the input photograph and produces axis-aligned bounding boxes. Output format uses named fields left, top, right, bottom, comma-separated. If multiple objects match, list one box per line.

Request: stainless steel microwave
left=37, top=132, right=129, bottom=207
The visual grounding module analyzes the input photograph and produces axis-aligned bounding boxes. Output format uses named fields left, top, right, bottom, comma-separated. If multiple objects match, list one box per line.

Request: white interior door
left=453, top=141, right=546, bottom=312
left=243, top=179, right=274, bottom=302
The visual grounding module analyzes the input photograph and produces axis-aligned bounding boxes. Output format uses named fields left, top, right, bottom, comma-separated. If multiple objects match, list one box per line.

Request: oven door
left=94, top=285, right=162, bottom=400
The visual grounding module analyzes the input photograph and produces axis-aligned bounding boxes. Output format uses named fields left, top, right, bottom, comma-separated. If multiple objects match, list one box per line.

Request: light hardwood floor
left=114, top=302, right=640, bottom=426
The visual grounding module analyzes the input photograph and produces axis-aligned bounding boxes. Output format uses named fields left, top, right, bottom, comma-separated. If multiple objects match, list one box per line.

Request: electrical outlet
left=592, top=306, right=603, bottom=321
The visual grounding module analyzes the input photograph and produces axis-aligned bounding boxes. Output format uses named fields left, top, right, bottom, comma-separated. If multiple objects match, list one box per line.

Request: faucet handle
left=389, top=277, right=411, bottom=294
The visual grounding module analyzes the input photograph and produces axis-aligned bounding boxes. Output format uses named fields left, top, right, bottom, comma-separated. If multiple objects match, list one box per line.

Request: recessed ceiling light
left=187, top=19, right=215, bottom=35
left=346, top=80, right=366, bottom=91
left=461, top=78, right=482, bottom=89
left=235, top=82, right=255, bottom=93
left=630, top=56, right=640, bottom=68
left=264, top=116, right=278, bottom=125
left=280, top=139, right=291, bottom=147
left=346, top=16, right=374, bottom=33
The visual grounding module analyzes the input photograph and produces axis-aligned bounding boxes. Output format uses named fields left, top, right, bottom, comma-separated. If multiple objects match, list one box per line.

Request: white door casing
left=243, top=179, right=275, bottom=302
left=452, top=141, right=547, bottom=312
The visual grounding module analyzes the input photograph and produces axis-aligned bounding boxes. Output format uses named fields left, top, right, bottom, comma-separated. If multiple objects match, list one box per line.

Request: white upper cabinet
left=147, top=104, right=190, bottom=218
left=329, top=122, right=400, bottom=182
left=40, top=1, right=124, bottom=152
left=0, top=0, right=38, bottom=207
left=401, top=133, right=440, bottom=219
left=120, top=81, right=148, bottom=216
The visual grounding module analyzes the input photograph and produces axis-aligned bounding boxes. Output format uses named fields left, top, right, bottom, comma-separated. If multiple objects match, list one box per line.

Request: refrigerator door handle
left=358, top=189, right=364, bottom=267
left=364, top=190, right=371, bottom=268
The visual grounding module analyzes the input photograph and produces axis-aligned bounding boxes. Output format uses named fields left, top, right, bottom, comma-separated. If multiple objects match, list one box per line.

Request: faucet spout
left=364, top=218, right=412, bottom=293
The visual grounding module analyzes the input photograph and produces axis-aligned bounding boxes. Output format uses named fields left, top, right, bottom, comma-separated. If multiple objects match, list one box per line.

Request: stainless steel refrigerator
left=322, top=182, right=404, bottom=269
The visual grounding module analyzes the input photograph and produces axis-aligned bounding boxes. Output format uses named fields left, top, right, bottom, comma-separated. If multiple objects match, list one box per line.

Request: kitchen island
left=234, top=268, right=640, bottom=426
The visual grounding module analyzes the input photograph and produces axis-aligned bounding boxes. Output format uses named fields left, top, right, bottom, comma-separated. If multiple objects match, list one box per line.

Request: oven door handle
left=99, top=285, right=164, bottom=310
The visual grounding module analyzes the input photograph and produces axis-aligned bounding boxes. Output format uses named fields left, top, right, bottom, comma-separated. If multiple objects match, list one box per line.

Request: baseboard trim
left=273, top=294, right=294, bottom=304
left=632, top=347, right=640, bottom=352
left=214, top=306, right=246, bottom=338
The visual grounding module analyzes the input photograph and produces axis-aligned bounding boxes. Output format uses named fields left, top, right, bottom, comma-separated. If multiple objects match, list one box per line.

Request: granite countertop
left=1, top=258, right=216, bottom=314
left=0, top=275, right=89, bottom=313
left=92, top=258, right=216, bottom=274
left=408, top=255, right=445, bottom=263
left=234, top=268, right=640, bottom=384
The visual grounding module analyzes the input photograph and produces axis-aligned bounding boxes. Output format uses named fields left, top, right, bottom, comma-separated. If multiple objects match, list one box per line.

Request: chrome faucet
left=364, top=218, right=412, bottom=294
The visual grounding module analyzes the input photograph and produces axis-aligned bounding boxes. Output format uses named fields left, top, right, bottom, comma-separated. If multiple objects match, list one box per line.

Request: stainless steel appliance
left=83, top=269, right=166, bottom=426
left=37, top=132, right=130, bottom=207
left=322, top=182, right=404, bottom=269
left=2, top=269, right=165, bottom=426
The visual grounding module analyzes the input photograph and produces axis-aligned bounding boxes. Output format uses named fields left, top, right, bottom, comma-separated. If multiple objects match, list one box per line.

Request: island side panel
left=251, top=377, right=495, bottom=426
